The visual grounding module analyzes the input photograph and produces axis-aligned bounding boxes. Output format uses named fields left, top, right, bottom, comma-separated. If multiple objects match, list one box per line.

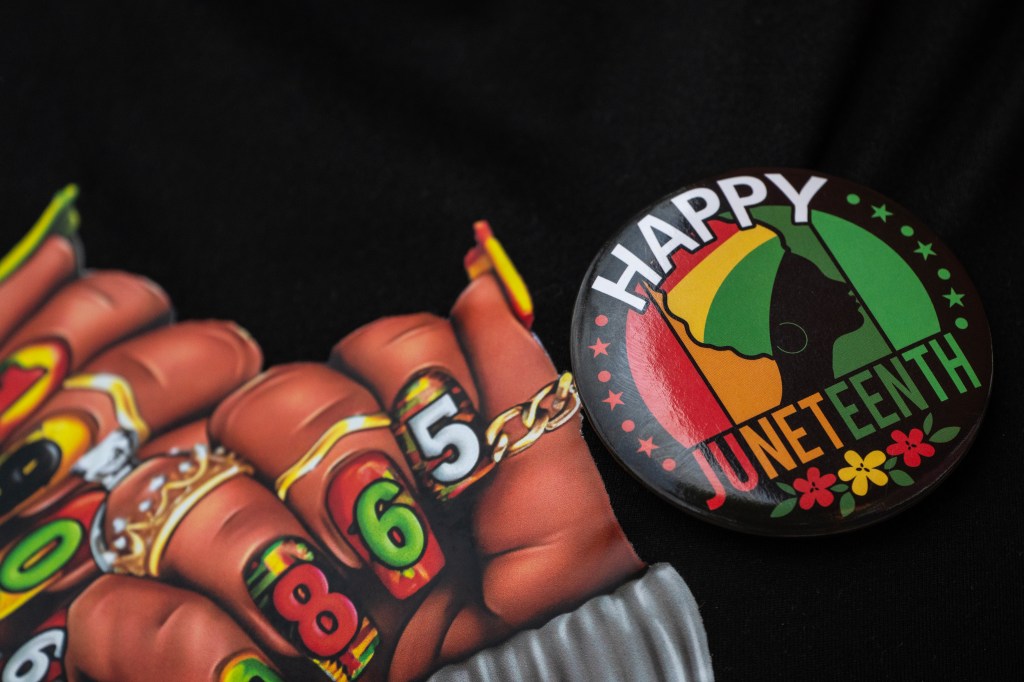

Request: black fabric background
left=1, top=2, right=1022, bottom=680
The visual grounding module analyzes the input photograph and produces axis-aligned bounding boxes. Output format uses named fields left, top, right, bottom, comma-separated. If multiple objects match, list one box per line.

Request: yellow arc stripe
left=147, top=462, right=248, bottom=577
left=275, top=413, right=393, bottom=501
left=666, top=225, right=776, bottom=343
left=0, top=185, right=80, bottom=284
left=63, top=373, right=151, bottom=442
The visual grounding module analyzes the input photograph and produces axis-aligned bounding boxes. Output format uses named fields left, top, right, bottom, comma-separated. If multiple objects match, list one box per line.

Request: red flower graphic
left=886, top=428, right=935, bottom=467
left=793, top=467, right=837, bottom=509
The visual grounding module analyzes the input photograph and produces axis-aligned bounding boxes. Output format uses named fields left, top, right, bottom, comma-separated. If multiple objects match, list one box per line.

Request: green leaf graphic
left=923, top=413, right=934, bottom=435
left=830, top=483, right=849, bottom=493
left=884, top=457, right=898, bottom=470
left=771, top=497, right=798, bottom=518
left=929, top=426, right=960, bottom=444
left=839, top=492, right=856, bottom=517
left=890, top=469, right=914, bottom=487
left=776, top=482, right=796, bottom=495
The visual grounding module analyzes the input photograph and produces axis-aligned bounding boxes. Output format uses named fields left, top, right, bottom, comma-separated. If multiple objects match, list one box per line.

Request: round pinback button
left=571, top=169, right=992, bottom=535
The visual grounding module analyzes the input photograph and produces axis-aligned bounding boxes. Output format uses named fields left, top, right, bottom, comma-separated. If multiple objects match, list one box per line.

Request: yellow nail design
left=463, top=220, right=534, bottom=328
left=0, top=184, right=80, bottom=285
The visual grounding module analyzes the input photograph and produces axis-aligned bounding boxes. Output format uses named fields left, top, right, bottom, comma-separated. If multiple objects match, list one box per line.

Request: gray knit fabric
left=428, top=563, right=713, bottom=682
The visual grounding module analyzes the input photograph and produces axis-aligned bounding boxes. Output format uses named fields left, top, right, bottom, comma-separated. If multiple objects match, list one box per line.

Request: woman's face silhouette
left=769, top=250, right=864, bottom=401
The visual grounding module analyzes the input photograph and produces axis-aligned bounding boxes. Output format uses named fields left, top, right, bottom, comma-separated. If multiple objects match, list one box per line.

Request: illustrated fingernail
left=219, top=651, right=284, bottom=682
left=392, top=369, right=493, bottom=501
left=0, top=184, right=80, bottom=285
left=244, top=537, right=379, bottom=680
left=463, top=221, right=535, bottom=329
left=0, top=491, right=103, bottom=630
left=1, top=608, right=70, bottom=680
left=101, top=448, right=378, bottom=679
left=0, top=415, right=94, bottom=525
left=0, top=371, right=152, bottom=525
left=326, top=452, right=445, bottom=599
left=0, top=339, right=71, bottom=444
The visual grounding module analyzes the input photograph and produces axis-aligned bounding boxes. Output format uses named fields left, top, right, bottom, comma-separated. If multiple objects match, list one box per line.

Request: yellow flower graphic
left=837, top=449, right=889, bottom=496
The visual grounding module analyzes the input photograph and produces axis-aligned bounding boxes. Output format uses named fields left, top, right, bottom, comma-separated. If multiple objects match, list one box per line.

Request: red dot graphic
left=662, top=459, right=677, bottom=472
left=595, top=315, right=609, bottom=327
left=598, top=370, right=611, bottom=382
left=622, top=420, right=635, bottom=432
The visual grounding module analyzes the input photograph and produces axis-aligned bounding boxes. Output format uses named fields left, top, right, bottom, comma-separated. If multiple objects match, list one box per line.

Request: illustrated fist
left=1, top=199, right=646, bottom=682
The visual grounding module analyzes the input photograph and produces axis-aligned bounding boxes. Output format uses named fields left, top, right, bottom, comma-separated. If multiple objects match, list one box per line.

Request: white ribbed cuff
left=429, top=563, right=713, bottom=681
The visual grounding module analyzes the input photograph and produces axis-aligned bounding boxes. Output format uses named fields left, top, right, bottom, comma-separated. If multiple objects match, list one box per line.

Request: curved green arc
left=703, top=238, right=785, bottom=358
left=811, top=210, right=939, bottom=350
left=749, top=205, right=893, bottom=376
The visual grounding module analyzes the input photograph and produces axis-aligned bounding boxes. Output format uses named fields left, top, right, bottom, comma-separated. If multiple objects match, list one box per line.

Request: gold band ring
left=64, top=372, right=151, bottom=443
left=274, top=412, right=393, bottom=501
left=102, top=445, right=252, bottom=577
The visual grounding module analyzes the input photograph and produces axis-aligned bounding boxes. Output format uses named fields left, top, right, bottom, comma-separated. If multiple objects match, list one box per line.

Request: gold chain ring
left=485, top=372, right=581, bottom=463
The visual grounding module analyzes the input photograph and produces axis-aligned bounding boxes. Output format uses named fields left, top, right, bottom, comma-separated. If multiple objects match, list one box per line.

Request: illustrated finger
left=450, top=250, right=643, bottom=628
left=0, top=185, right=81, bottom=345
left=0, top=237, right=79, bottom=347
left=331, top=314, right=491, bottom=503
left=0, top=490, right=105, bottom=647
left=72, top=320, right=260, bottom=437
left=64, top=576, right=288, bottom=682
left=450, top=274, right=556, bottom=417
left=100, top=448, right=383, bottom=681
left=210, top=363, right=445, bottom=600
left=0, top=270, right=172, bottom=445
left=139, top=419, right=209, bottom=461
left=0, top=413, right=229, bottom=645
left=331, top=313, right=479, bottom=409
left=0, top=321, right=261, bottom=527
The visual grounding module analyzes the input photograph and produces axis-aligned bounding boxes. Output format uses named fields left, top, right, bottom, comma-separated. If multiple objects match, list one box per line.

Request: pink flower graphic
left=793, top=467, right=837, bottom=509
left=886, top=428, right=935, bottom=468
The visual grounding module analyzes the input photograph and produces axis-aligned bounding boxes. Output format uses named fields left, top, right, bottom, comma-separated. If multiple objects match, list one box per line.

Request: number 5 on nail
left=392, top=370, right=492, bottom=501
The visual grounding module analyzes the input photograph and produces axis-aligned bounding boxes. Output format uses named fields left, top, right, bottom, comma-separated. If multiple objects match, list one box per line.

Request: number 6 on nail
left=326, top=452, right=444, bottom=599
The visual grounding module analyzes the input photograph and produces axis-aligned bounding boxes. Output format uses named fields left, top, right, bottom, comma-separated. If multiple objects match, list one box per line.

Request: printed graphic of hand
left=59, top=224, right=645, bottom=681
left=0, top=188, right=263, bottom=677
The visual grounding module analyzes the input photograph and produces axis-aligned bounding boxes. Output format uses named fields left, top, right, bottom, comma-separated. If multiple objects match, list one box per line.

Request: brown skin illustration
left=0, top=322, right=263, bottom=649
left=138, top=419, right=210, bottom=460
left=0, top=236, right=268, bottom=666
left=209, top=362, right=420, bottom=570
left=65, top=577, right=285, bottom=682
left=53, top=273, right=641, bottom=682
left=102, top=458, right=361, bottom=666
left=0, top=270, right=172, bottom=363
left=207, top=363, right=458, bottom=675
left=8, top=321, right=261, bottom=446
left=3, top=230, right=643, bottom=681
left=0, top=235, right=78, bottom=345
left=203, top=270, right=643, bottom=675
left=0, top=320, right=263, bottom=532
left=101, top=273, right=641, bottom=681
left=0, top=425, right=222, bottom=655
left=335, top=274, right=644, bottom=675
